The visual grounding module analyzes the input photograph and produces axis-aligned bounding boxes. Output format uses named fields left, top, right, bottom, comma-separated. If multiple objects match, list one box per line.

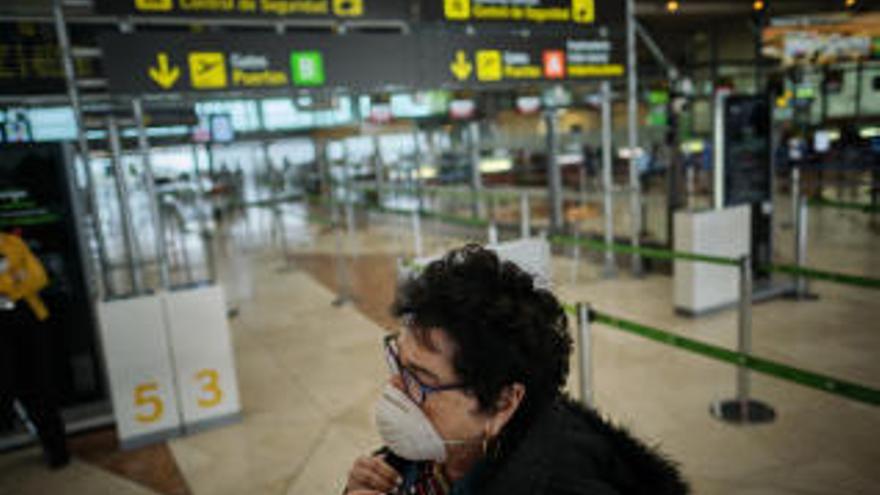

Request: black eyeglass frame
left=383, top=333, right=466, bottom=405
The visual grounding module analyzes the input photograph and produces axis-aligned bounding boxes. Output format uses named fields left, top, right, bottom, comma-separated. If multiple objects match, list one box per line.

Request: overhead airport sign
left=0, top=23, right=100, bottom=95
left=420, top=0, right=625, bottom=27
left=99, top=32, right=623, bottom=95
left=421, top=33, right=624, bottom=88
left=99, top=33, right=418, bottom=94
left=93, top=0, right=409, bottom=20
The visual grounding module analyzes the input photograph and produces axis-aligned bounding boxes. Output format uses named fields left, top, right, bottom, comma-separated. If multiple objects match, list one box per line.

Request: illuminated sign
left=99, top=32, right=418, bottom=94
left=0, top=23, right=99, bottom=95
left=421, top=0, right=624, bottom=27
left=100, top=32, right=623, bottom=95
left=421, top=33, right=625, bottom=89
left=93, top=0, right=408, bottom=20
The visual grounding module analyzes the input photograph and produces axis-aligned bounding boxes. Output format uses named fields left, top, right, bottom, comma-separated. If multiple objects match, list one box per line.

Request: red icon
left=543, top=50, right=566, bottom=79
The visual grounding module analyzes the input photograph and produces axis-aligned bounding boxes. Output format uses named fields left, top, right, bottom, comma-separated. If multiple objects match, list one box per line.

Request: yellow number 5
left=134, top=382, right=164, bottom=423
left=195, top=369, right=223, bottom=408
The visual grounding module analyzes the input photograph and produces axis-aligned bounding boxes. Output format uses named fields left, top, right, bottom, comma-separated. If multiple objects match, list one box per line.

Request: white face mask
left=374, top=384, right=475, bottom=462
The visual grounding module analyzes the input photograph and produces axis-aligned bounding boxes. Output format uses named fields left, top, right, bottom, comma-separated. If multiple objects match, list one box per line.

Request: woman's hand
left=345, top=455, right=402, bottom=494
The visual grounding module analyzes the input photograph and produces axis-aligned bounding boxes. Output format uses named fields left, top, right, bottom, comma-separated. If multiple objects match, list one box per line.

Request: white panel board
left=162, top=285, right=241, bottom=430
left=98, top=296, right=182, bottom=448
left=674, top=205, right=751, bottom=315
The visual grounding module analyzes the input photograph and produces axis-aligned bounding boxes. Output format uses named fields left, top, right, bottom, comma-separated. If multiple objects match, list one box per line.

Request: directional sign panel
left=100, top=32, right=622, bottom=95
left=98, top=33, right=418, bottom=95
left=420, top=0, right=624, bottom=27
left=93, top=0, right=409, bottom=20
left=420, top=32, right=625, bottom=89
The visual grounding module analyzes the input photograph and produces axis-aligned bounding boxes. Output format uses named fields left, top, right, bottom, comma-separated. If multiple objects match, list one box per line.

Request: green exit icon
left=291, top=51, right=325, bottom=86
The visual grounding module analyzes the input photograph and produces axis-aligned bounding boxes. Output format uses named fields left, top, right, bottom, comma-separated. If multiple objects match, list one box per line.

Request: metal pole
left=709, top=253, right=774, bottom=423
left=686, top=164, right=695, bottom=209
left=331, top=177, right=352, bottom=307
left=545, top=109, right=563, bottom=232
left=53, top=1, right=114, bottom=297
left=571, top=223, right=581, bottom=286
left=107, top=117, right=144, bottom=295
left=577, top=303, right=593, bottom=406
left=132, top=99, right=170, bottom=290
left=713, top=91, right=727, bottom=210
left=370, top=136, right=383, bottom=208
left=487, top=221, right=498, bottom=245
left=791, top=166, right=802, bottom=295
left=468, top=121, right=484, bottom=219
left=737, top=255, right=752, bottom=408
left=343, top=156, right=357, bottom=255
left=520, top=191, right=530, bottom=239
left=791, top=166, right=800, bottom=230
left=795, top=195, right=808, bottom=298
left=601, top=82, right=616, bottom=277
left=413, top=131, right=425, bottom=214
left=274, top=203, right=294, bottom=272
left=627, top=0, right=643, bottom=276
left=190, top=144, right=217, bottom=283
left=411, top=210, right=423, bottom=258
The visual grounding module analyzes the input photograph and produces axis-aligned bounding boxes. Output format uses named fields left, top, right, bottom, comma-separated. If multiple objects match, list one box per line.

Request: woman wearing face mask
left=345, top=245, right=688, bottom=495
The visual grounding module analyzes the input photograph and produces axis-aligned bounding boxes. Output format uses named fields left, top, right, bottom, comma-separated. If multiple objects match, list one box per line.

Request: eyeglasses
left=383, top=333, right=466, bottom=405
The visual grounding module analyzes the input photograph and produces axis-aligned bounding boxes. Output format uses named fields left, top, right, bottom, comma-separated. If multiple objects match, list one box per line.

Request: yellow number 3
left=195, top=369, right=223, bottom=408
left=134, top=382, right=164, bottom=423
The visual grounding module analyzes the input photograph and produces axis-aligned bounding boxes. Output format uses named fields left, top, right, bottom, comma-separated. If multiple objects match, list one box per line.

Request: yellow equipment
left=0, top=233, right=50, bottom=321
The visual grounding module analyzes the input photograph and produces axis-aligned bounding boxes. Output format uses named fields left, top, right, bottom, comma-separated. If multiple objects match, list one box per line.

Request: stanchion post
left=626, top=0, right=643, bottom=276
left=795, top=194, right=809, bottom=298
left=132, top=98, right=170, bottom=291
left=736, top=255, right=753, bottom=407
left=332, top=200, right=353, bottom=307
left=601, top=81, right=616, bottom=278
left=412, top=210, right=423, bottom=259
left=274, top=202, right=295, bottom=273
left=520, top=191, right=531, bottom=239
left=686, top=164, right=695, bottom=210
left=710, top=255, right=775, bottom=424
left=107, top=116, right=144, bottom=295
left=571, top=223, right=581, bottom=286
left=577, top=303, right=593, bottom=406
left=468, top=121, right=484, bottom=220
left=791, top=166, right=800, bottom=231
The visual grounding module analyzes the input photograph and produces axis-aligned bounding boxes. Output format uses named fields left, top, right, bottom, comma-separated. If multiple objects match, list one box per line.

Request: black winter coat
left=478, top=396, right=689, bottom=495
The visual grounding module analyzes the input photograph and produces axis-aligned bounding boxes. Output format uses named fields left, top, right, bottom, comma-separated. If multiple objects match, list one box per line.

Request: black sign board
left=99, top=32, right=419, bottom=95
left=420, top=32, right=625, bottom=89
left=723, top=95, right=771, bottom=207
left=722, top=95, right=773, bottom=275
left=0, top=23, right=99, bottom=96
left=93, top=0, right=410, bottom=20
left=420, top=0, right=624, bottom=27
left=100, top=32, right=623, bottom=95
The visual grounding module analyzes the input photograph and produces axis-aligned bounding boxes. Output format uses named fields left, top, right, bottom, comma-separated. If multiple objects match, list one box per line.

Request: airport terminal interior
left=0, top=1, right=879, bottom=494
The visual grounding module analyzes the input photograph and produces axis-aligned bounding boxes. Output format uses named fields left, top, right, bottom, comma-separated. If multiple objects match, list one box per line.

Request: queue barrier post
left=520, top=191, right=531, bottom=239
left=576, top=303, right=593, bottom=407
left=332, top=200, right=354, bottom=307
left=710, top=255, right=776, bottom=424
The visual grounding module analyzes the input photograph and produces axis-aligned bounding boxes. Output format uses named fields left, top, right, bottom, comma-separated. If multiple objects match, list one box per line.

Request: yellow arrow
left=148, top=53, right=180, bottom=90
left=450, top=50, right=472, bottom=81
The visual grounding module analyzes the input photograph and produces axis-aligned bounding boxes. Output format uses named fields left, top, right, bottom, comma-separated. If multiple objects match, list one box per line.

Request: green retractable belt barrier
left=808, top=197, right=880, bottom=214
left=311, top=195, right=880, bottom=291
left=549, top=234, right=741, bottom=267
left=561, top=304, right=880, bottom=406
left=763, top=264, right=880, bottom=290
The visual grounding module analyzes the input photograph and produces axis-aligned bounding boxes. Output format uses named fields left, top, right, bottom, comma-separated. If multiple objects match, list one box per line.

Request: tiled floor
left=2, top=200, right=878, bottom=494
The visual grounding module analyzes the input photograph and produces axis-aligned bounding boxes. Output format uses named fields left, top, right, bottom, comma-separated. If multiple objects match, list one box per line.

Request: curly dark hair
left=391, top=244, right=572, bottom=422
